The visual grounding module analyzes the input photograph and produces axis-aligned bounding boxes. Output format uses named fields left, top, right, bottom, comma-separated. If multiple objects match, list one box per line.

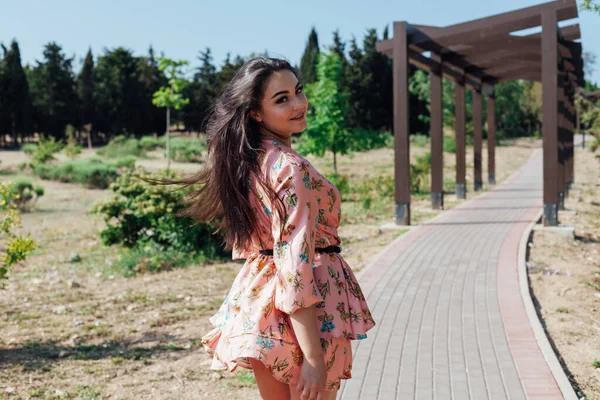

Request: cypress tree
left=300, top=27, right=319, bottom=84
left=0, top=40, right=32, bottom=146
left=77, top=48, right=95, bottom=147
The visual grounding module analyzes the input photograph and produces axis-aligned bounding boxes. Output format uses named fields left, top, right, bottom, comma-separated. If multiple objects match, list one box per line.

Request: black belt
left=259, top=245, right=342, bottom=256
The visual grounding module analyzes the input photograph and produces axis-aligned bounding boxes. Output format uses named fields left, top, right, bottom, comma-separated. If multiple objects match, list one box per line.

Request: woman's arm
left=289, top=304, right=322, bottom=361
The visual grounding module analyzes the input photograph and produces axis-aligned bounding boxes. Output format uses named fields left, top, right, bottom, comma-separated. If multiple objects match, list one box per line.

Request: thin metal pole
left=486, top=92, right=496, bottom=185
left=472, top=88, right=483, bottom=191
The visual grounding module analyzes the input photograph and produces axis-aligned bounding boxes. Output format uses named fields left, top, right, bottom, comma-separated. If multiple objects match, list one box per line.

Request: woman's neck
left=259, top=124, right=291, bottom=147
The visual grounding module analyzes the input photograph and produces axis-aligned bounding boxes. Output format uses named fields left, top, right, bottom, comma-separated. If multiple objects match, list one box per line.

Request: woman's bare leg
left=289, top=385, right=338, bottom=400
left=248, top=358, right=291, bottom=400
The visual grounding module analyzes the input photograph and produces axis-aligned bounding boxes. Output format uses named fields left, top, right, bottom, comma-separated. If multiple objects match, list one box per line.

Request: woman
left=154, top=57, right=375, bottom=400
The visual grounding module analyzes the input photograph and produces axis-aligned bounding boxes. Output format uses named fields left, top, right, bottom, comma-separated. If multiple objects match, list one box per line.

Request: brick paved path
left=339, top=150, right=567, bottom=399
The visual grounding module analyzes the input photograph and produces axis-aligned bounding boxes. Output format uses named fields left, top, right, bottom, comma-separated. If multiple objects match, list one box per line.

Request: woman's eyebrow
left=270, top=82, right=302, bottom=99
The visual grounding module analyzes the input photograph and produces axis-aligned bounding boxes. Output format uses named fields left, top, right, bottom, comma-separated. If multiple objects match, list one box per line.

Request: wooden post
left=472, top=88, right=483, bottom=191
left=542, top=9, right=559, bottom=226
left=393, top=22, right=411, bottom=225
left=455, top=78, right=467, bottom=200
left=486, top=92, right=496, bottom=185
left=557, top=64, right=565, bottom=210
left=430, top=53, right=444, bottom=210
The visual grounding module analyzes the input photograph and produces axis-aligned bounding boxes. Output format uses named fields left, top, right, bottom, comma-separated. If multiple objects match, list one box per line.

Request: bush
left=32, top=158, right=128, bottom=189
left=96, top=135, right=148, bottom=159
left=0, top=181, right=37, bottom=287
left=411, top=134, right=429, bottom=148
left=139, top=136, right=160, bottom=151
left=21, top=143, right=37, bottom=155
left=443, top=136, right=456, bottom=153
left=64, top=134, right=82, bottom=159
left=411, top=152, right=431, bottom=194
left=165, top=137, right=206, bottom=163
left=29, top=135, right=64, bottom=165
left=89, top=167, right=228, bottom=275
left=7, top=178, right=44, bottom=211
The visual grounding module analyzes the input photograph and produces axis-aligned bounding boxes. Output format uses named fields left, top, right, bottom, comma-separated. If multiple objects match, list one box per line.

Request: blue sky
left=1, top=0, right=599, bottom=85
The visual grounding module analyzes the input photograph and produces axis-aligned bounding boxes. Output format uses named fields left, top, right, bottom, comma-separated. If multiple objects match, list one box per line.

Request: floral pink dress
left=201, top=138, right=376, bottom=391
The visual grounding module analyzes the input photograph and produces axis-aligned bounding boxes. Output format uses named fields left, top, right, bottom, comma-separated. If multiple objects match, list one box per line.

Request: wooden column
left=455, top=78, right=467, bottom=200
left=393, top=22, right=411, bottom=225
left=430, top=53, right=444, bottom=210
left=557, top=64, right=565, bottom=210
left=542, top=9, right=559, bottom=226
left=486, top=92, right=496, bottom=185
left=472, top=88, right=483, bottom=191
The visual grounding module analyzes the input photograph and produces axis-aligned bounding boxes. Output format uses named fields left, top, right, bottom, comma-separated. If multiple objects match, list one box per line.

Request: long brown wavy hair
left=141, top=57, right=294, bottom=252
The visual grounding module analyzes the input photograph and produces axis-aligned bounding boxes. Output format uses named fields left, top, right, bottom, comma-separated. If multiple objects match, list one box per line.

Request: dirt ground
left=0, top=137, right=536, bottom=399
left=527, top=146, right=600, bottom=400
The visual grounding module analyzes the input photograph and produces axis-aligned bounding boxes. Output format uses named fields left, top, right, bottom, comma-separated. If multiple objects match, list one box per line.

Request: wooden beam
left=412, top=0, right=577, bottom=48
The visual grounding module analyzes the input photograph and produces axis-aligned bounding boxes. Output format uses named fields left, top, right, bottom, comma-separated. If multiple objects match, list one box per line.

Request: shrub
left=30, top=135, right=64, bottom=165
left=7, top=178, right=44, bottom=211
left=411, top=134, right=429, bottom=148
left=89, top=167, right=228, bottom=275
left=165, top=137, right=205, bottom=163
left=139, top=136, right=160, bottom=151
left=64, top=134, right=82, bottom=159
left=21, top=143, right=37, bottom=155
left=96, top=135, right=147, bottom=159
left=32, top=158, right=127, bottom=189
left=410, top=152, right=431, bottom=194
left=443, top=136, right=456, bottom=153
left=0, top=181, right=37, bottom=287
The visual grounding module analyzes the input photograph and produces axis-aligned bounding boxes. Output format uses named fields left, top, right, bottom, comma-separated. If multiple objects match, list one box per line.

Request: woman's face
left=252, top=69, right=308, bottom=138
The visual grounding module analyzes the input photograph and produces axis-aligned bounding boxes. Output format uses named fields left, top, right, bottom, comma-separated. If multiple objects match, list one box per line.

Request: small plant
left=6, top=178, right=44, bottom=212
left=30, top=135, right=65, bottom=165
left=411, top=134, right=429, bottom=148
left=592, top=359, right=600, bottom=369
left=64, top=125, right=83, bottom=159
left=443, top=136, right=456, bottom=153
left=411, top=152, right=431, bottom=194
left=0, top=181, right=38, bottom=287
left=555, top=307, right=569, bottom=313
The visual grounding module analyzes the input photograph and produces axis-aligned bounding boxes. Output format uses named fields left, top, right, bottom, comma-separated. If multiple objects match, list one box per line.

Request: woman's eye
left=296, top=86, right=303, bottom=94
left=276, top=96, right=287, bottom=104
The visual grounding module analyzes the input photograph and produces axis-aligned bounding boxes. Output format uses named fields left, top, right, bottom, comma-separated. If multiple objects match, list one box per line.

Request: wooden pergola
left=376, top=0, right=584, bottom=227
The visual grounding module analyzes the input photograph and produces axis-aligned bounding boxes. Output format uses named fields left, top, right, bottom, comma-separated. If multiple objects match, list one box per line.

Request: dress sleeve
left=269, top=156, right=324, bottom=315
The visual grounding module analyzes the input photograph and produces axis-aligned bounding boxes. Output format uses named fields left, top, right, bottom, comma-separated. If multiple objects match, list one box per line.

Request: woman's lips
left=290, top=112, right=305, bottom=121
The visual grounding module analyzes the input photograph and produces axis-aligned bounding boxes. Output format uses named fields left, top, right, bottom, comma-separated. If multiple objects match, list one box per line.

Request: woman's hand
left=296, top=354, right=327, bottom=400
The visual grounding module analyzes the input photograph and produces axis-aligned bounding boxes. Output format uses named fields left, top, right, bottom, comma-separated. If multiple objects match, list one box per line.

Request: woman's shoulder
left=261, top=139, right=313, bottom=177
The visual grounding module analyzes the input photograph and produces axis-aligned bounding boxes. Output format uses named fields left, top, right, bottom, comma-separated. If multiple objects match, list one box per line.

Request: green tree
left=298, top=50, right=352, bottom=173
left=0, top=40, right=32, bottom=147
left=300, top=27, right=320, bottom=84
left=580, top=0, right=600, bottom=13
left=152, top=57, right=190, bottom=171
left=27, top=42, right=78, bottom=140
left=183, top=48, right=218, bottom=134
left=93, top=47, right=146, bottom=138
left=77, top=48, right=95, bottom=148
left=139, top=46, right=167, bottom=137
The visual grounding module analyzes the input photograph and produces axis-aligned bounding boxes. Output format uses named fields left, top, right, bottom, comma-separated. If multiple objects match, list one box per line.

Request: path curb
left=517, top=210, right=579, bottom=400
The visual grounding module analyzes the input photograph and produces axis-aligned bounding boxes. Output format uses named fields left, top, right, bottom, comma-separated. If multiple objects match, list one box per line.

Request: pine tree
left=28, top=42, right=77, bottom=140
left=139, top=46, right=167, bottom=137
left=300, top=27, right=320, bottom=84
